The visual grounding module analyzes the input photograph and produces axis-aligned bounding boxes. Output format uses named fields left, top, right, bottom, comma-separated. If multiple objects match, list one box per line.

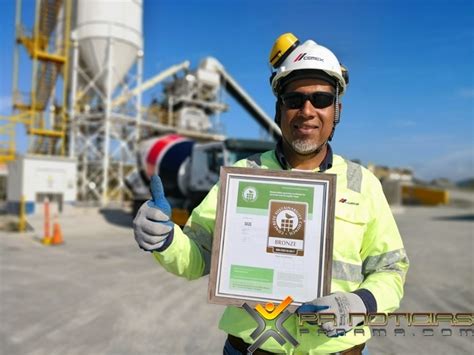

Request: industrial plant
left=0, top=0, right=453, bottom=222
left=0, top=0, right=282, bottom=222
left=0, top=1, right=471, bottom=355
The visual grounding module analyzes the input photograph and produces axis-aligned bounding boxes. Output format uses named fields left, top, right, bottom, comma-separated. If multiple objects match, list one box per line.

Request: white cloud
left=415, top=148, right=474, bottom=182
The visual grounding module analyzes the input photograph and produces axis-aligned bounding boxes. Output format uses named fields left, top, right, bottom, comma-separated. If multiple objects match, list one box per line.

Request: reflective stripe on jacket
left=153, top=150, right=409, bottom=354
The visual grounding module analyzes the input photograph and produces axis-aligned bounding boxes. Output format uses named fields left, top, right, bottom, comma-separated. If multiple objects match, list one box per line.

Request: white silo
left=75, top=0, right=143, bottom=92
left=69, top=0, right=144, bottom=205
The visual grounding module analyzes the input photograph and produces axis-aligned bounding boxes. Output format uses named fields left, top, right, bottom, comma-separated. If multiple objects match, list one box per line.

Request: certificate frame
left=208, top=167, right=336, bottom=310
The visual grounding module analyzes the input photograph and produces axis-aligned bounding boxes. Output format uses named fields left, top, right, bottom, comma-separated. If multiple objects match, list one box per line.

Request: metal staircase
left=6, top=0, right=71, bottom=158
left=0, top=120, right=16, bottom=164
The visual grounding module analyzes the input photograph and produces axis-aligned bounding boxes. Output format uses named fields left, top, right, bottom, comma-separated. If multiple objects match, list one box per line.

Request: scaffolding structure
left=10, top=0, right=72, bottom=157
left=7, top=0, right=146, bottom=206
left=3, top=0, right=278, bottom=208
left=69, top=39, right=143, bottom=204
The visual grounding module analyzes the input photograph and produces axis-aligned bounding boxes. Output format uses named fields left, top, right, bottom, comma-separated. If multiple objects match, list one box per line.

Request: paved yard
left=0, top=205, right=472, bottom=354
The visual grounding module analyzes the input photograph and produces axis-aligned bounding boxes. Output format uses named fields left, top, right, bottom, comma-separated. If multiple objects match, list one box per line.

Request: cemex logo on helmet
left=293, top=52, right=324, bottom=62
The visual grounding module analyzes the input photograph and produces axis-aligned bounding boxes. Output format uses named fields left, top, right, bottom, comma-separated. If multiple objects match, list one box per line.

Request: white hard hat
left=270, top=36, right=347, bottom=96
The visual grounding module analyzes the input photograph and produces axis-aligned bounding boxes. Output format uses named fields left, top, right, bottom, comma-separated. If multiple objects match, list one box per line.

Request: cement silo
left=74, top=0, right=143, bottom=92
left=69, top=0, right=144, bottom=205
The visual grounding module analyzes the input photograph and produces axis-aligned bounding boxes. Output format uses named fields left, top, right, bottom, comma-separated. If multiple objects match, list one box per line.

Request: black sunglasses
left=280, top=91, right=335, bottom=109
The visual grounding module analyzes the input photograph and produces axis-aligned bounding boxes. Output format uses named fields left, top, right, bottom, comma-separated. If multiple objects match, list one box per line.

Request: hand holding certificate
left=208, top=167, right=336, bottom=310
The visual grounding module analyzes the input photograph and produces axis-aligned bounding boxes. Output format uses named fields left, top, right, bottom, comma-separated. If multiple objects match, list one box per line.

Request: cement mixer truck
left=126, top=134, right=274, bottom=225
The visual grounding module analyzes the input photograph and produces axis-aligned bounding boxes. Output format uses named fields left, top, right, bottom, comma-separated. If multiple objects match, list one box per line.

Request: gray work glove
left=296, top=292, right=367, bottom=337
left=133, top=175, right=174, bottom=251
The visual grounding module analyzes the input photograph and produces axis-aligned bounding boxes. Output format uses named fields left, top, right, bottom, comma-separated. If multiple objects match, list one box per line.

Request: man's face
left=279, top=78, right=339, bottom=156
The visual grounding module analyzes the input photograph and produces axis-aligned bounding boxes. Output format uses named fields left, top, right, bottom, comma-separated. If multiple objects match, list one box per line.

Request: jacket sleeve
left=151, top=184, right=219, bottom=280
left=358, top=176, right=410, bottom=312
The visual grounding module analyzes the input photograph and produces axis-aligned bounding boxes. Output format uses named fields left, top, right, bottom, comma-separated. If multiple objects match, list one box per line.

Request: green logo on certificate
left=242, top=186, right=258, bottom=202
left=267, top=201, right=307, bottom=256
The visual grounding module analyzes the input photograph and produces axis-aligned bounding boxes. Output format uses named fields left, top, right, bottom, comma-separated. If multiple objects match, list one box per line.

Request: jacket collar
left=274, top=139, right=333, bottom=172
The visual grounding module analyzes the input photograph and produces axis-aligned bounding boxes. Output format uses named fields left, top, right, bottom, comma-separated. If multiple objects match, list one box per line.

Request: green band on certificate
left=238, top=181, right=314, bottom=211
left=230, top=265, right=274, bottom=294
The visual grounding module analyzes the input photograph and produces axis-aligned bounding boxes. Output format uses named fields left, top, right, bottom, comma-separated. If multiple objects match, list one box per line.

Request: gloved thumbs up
left=133, top=174, right=174, bottom=252
left=148, top=175, right=172, bottom=217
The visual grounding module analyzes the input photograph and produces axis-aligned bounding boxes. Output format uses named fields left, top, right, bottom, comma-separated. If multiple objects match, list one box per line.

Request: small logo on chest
left=339, top=198, right=359, bottom=206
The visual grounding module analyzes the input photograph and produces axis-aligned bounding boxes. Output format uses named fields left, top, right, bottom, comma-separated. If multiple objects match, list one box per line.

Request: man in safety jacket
left=133, top=33, right=409, bottom=354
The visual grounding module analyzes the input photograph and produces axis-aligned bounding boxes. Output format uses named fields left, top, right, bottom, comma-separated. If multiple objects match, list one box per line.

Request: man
left=133, top=33, right=409, bottom=354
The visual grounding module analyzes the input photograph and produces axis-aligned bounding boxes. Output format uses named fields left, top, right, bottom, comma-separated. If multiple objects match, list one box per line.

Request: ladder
left=12, top=0, right=71, bottom=156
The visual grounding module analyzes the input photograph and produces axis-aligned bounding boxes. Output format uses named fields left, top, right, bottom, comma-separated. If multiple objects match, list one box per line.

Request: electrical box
left=7, top=155, right=77, bottom=214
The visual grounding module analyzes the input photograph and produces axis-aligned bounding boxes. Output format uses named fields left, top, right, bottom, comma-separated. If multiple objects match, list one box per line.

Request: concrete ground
left=0, top=204, right=473, bottom=355
left=368, top=206, right=473, bottom=355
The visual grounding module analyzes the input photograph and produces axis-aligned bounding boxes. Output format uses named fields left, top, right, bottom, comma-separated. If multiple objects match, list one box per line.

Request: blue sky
left=1, top=0, right=473, bottom=181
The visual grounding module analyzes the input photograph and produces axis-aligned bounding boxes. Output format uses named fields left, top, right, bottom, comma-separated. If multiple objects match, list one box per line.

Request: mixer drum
left=138, top=134, right=195, bottom=199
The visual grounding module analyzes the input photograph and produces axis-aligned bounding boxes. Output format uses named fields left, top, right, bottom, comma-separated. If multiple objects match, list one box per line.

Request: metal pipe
left=213, top=58, right=282, bottom=140
left=136, top=50, right=143, bottom=144
left=69, top=40, right=79, bottom=158
left=112, top=61, right=190, bottom=107
left=61, top=0, right=72, bottom=156
left=102, top=36, right=114, bottom=205
left=12, top=0, right=23, bottom=109
left=31, top=0, right=42, bottom=108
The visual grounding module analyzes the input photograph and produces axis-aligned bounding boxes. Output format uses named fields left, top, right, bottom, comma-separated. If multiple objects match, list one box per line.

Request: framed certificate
left=208, top=167, right=336, bottom=309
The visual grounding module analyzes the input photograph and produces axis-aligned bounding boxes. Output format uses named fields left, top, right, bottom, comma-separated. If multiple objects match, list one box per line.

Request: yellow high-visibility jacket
left=153, top=148, right=409, bottom=354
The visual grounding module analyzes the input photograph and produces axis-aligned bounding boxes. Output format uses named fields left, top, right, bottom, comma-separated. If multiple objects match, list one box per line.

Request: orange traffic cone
left=51, top=221, right=64, bottom=245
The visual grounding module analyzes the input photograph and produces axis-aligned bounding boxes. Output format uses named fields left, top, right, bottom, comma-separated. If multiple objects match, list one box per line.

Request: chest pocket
left=333, top=196, right=371, bottom=263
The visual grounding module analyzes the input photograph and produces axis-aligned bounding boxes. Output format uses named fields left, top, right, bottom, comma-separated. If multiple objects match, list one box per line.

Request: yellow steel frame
left=0, top=117, right=16, bottom=163
left=8, top=0, right=72, bottom=158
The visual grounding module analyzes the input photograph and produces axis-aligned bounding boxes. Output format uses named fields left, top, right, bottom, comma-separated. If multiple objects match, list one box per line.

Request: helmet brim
left=277, top=69, right=337, bottom=94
